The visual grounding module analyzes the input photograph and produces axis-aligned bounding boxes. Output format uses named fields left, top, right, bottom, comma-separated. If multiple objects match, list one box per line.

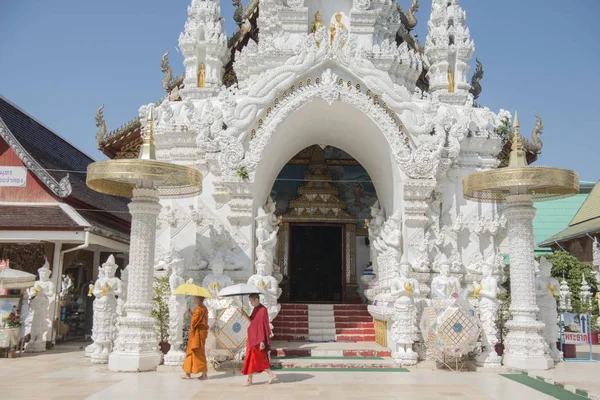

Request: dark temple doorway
left=289, top=224, right=344, bottom=303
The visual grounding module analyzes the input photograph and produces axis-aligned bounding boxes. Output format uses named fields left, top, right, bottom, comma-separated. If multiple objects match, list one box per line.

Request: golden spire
left=139, top=106, right=157, bottom=160
left=508, top=110, right=528, bottom=168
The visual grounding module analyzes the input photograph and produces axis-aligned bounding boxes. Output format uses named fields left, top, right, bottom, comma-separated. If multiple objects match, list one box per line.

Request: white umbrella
left=0, top=267, right=36, bottom=290
left=217, top=283, right=265, bottom=298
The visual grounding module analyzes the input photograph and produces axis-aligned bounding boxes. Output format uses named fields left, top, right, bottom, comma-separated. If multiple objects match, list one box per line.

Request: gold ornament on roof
left=447, top=65, right=455, bottom=93
left=311, top=11, right=325, bottom=33
left=330, top=12, right=346, bottom=45
left=197, top=62, right=206, bottom=88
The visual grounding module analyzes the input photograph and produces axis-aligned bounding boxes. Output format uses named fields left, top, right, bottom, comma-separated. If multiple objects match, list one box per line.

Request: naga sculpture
left=95, top=105, right=107, bottom=143
left=523, top=114, right=544, bottom=155
left=233, top=0, right=243, bottom=27
left=469, top=58, right=483, bottom=100
left=399, top=0, right=419, bottom=31
left=161, top=51, right=180, bottom=94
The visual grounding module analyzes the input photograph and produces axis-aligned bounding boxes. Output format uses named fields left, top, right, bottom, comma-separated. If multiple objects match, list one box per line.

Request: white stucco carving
left=141, top=0, right=523, bottom=369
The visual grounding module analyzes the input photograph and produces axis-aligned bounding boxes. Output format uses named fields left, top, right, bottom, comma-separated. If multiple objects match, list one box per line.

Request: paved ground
left=524, top=345, right=600, bottom=397
left=0, top=343, right=596, bottom=400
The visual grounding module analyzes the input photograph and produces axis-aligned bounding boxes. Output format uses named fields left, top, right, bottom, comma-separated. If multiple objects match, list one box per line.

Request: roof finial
left=95, top=105, right=107, bottom=144
left=138, top=105, right=156, bottom=160
left=508, top=110, right=528, bottom=168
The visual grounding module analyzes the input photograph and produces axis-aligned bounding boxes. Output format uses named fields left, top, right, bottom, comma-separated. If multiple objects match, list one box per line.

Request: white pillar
left=48, top=242, right=63, bottom=345
left=502, top=195, right=553, bottom=370
left=108, top=188, right=162, bottom=372
left=92, top=250, right=101, bottom=280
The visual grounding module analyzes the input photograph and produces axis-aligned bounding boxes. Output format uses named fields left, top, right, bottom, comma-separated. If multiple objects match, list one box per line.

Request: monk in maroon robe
left=242, top=293, right=277, bottom=386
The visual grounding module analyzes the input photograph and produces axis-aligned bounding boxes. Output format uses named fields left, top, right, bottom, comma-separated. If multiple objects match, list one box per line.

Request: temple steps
left=270, top=357, right=399, bottom=370
left=270, top=340, right=391, bottom=358
left=269, top=341, right=396, bottom=370
left=273, top=303, right=376, bottom=342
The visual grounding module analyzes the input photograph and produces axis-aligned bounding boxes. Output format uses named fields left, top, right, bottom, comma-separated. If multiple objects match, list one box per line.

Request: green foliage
left=543, top=251, right=598, bottom=317
left=151, top=276, right=170, bottom=343
left=236, top=166, right=249, bottom=181
left=495, top=117, right=511, bottom=143
left=496, top=273, right=511, bottom=343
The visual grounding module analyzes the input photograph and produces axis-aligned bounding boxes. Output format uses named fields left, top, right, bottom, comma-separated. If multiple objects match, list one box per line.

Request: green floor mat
left=273, top=367, right=409, bottom=372
left=501, top=374, right=586, bottom=400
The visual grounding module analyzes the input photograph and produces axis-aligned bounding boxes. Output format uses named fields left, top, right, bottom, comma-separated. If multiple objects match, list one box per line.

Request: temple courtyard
left=1, top=342, right=598, bottom=400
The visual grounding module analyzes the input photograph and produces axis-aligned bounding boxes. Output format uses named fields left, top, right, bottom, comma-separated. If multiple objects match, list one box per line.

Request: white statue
left=85, top=266, right=103, bottom=357
left=248, top=260, right=281, bottom=326
left=580, top=275, right=592, bottom=307
left=536, top=257, right=561, bottom=363
left=89, top=255, right=123, bottom=364
left=473, top=256, right=502, bottom=367
left=390, top=256, right=420, bottom=365
left=60, top=274, right=72, bottom=299
left=255, top=208, right=278, bottom=275
left=164, top=257, right=187, bottom=366
left=368, top=200, right=385, bottom=275
left=116, top=265, right=129, bottom=319
left=264, top=198, right=283, bottom=283
left=593, top=237, right=600, bottom=267
left=592, top=264, right=600, bottom=326
left=25, top=259, right=55, bottom=353
left=431, top=255, right=462, bottom=300
left=376, top=216, right=402, bottom=280
left=209, top=224, right=242, bottom=270
left=265, top=197, right=279, bottom=233
left=558, top=276, right=572, bottom=312
left=203, top=253, right=233, bottom=298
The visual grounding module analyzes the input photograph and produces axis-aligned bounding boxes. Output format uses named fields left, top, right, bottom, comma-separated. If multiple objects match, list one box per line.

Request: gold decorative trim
left=462, top=166, right=579, bottom=202
left=87, top=159, right=203, bottom=198
left=375, top=319, right=387, bottom=347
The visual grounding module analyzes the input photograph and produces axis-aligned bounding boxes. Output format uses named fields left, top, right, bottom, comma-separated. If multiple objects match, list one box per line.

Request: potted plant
left=151, top=276, right=170, bottom=354
left=495, top=292, right=510, bottom=356
left=1, top=306, right=22, bottom=357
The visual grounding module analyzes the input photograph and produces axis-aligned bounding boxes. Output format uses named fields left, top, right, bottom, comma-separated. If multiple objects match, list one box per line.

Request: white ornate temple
left=94, top=0, right=555, bottom=369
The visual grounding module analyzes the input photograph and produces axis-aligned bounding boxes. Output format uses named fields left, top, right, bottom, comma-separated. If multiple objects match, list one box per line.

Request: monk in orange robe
left=242, top=293, right=277, bottom=386
left=182, top=296, right=209, bottom=380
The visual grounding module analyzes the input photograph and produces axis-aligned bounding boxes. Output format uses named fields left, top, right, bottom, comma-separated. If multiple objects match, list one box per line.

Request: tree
left=543, top=251, right=598, bottom=320
left=151, top=276, right=170, bottom=343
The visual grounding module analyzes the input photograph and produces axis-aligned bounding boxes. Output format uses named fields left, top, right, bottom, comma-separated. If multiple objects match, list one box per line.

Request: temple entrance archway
left=268, top=144, right=379, bottom=303
left=251, top=96, right=405, bottom=303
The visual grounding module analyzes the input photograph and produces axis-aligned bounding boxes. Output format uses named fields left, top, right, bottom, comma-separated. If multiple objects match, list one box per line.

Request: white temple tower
left=179, top=0, right=229, bottom=98
left=425, top=0, right=474, bottom=104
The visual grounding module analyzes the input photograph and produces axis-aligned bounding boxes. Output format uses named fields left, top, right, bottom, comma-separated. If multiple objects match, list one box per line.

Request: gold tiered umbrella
left=462, top=111, right=578, bottom=371
left=85, top=106, right=203, bottom=372
left=87, top=107, right=203, bottom=198
left=463, top=112, right=578, bottom=202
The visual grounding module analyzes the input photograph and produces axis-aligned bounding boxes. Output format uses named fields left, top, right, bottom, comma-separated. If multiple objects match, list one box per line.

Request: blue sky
left=1, top=0, right=598, bottom=181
